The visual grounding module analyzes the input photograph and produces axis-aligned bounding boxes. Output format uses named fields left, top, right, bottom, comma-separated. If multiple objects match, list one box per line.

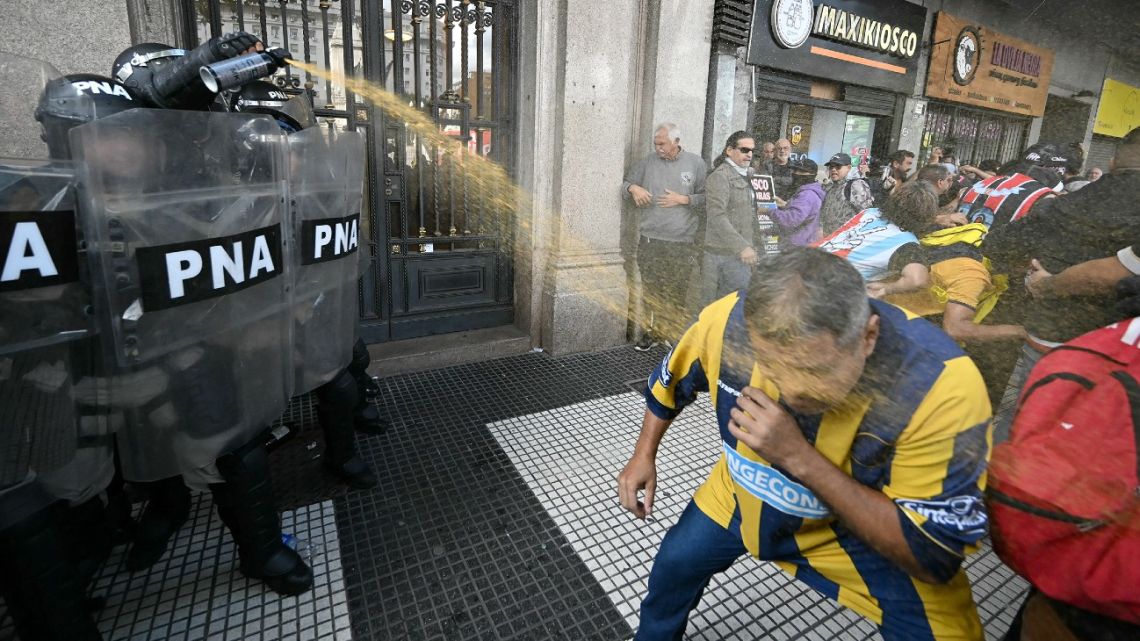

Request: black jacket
left=983, top=169, right=1140, bottom=342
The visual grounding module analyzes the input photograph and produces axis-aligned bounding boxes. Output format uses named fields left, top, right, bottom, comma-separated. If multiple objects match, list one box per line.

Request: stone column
left=702, top=44, right=751, bottom=162
left=645, top=0, right=715, bottom=152
left=515, top=0, right=639, bottom=355
left=125, top=0, right=187, bottom=47
left=5, top=0, right=133, bottom=157
left=8, top=0, right=132, bottom=75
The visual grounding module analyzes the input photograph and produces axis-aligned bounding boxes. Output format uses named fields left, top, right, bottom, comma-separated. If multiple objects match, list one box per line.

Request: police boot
left=210, top=442, right=312, bottom=596
left=125, top=475, right=191, bottom=571
left=0, top=482, right=103, bottom=641
left=57, top=495, right=114, bottom=588
left=347, top=339, right=390, bottom=434
left=348, top=338, right=381, bottom=399
left=104, top=468, right=135, bottom=546
left=353, top=393, right=390, bottom=435
left=316, top=370, right=379, bottom=489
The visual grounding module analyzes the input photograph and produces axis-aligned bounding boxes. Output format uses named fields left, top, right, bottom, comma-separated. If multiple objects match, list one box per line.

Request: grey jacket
left=622, top=150, right=708, bottom=242
left=703, top=162, right=756, bottom=255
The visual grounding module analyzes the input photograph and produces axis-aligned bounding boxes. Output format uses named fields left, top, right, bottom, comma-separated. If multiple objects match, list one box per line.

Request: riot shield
left=0, top=55, right=104, bottom=492
left=287, top=126, right=366, bottom=394
left=70, top=109, right=295, bottom=481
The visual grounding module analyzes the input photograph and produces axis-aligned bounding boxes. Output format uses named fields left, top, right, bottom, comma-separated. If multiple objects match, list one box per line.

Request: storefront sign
left=925, top=12, right=1054, bottom=118
left=1094, top=78, right=1140, bottom=138
left=748, top=0, right=927, bottom=94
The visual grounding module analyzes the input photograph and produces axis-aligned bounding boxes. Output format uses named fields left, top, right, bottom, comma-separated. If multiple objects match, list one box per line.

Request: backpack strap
left=987, top=488, right=1107, bottom=531
left=1109, top=370, right=1140, bottom=479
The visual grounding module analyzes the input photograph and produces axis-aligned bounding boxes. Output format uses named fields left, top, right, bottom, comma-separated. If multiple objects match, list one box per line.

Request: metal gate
left=920, top=101, right=1029, bottom=167
left=187, top=0, right=517, bottom=342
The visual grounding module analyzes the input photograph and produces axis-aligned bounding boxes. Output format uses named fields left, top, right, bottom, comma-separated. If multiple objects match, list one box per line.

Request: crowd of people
left=621, top=123, right=1138, bottom=640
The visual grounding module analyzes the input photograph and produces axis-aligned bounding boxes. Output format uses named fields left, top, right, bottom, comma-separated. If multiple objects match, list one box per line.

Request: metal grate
left=185, top=0, right=518, bottom=342
left=921, top=101, right=1030, bottom=166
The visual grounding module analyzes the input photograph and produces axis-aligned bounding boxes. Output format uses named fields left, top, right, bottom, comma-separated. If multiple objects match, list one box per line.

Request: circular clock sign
left=771, top=0, right=814, bottom=49
left=953, top=26, right=982, bottom=86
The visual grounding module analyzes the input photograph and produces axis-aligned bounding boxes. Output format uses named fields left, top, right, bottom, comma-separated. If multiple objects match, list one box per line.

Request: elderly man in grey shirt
left=623, top=123, right=708, bottom=351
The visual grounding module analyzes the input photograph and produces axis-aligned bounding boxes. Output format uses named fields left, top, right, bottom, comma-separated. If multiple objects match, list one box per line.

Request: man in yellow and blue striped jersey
left=617, top=247, right=991, bottom=641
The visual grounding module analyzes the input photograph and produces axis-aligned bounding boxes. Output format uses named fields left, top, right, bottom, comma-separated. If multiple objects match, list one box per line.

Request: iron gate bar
left=444, top=0, right=455, bottom=238
left=460, top=1, right=470, bottom=235
left=299, top=0, right=313, bottom=91
left=319, top=1, right=332, bottom=108
left=391, top=0, right=405, bottom=91
left=409, top=1, right=427, bottom=242
left=278, top=0, right=292, bottom=85
left=429, top=3, right=440, bottom=238
left=236, top=0, right=245, bottom=32
left=475, top=1, right=485, bottom=120
left=258, top=0, right=269, bottom=44
left=443, top=0, right=454, bottom=93
left=360, top=0, right=384, bottom=320
left=340, top=0, right=357, bottom=126
left=208, top=0, right=223, bottom=36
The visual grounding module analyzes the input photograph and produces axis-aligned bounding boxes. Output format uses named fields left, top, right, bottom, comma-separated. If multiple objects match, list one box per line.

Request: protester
left=768, top=157, right=823, bottom=248
left=880, top=149, right=915, bottom=198
left=818, top=152, right=874, bottom=236
left=816, top=180, right=938, bottom=297
left=619, top=247, right=992, bottom=641
left=981, top=132, right=1138, bottom=442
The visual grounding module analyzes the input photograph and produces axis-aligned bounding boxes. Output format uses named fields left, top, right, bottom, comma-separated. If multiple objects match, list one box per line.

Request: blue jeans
left=700, top=252, right=752, bottom=308
left=635, top=501, right=745, bottom=641
left=992, top=343, right=1043, bottom=444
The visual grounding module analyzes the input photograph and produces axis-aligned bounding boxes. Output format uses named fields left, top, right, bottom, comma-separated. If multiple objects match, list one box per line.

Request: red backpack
left=989, top=319, right=1140, bottom=625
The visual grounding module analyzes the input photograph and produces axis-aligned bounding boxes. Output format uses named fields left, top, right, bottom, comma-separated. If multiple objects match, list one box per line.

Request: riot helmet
left=111, top=42, right=188, bottom=87
left=34, top=73, right=140, bottom=159
left=1021, top=141, right=1085, bottom=181
left=232, top=81, right=315, bottom=133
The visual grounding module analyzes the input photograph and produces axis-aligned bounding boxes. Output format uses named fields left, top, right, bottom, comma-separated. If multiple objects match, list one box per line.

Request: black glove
left=135, top=32, right=264, bottom=110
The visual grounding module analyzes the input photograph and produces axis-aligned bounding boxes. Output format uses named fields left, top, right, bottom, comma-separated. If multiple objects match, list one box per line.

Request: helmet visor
left=1, top=53, right=70, bottom=160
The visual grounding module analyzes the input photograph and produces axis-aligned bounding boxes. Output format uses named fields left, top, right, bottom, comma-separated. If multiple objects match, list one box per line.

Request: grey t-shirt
left=622, top=150, right=708, bottom=242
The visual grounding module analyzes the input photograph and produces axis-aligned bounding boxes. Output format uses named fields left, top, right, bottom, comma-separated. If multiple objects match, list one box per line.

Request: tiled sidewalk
left=1, top=345, right=1030, bottom=640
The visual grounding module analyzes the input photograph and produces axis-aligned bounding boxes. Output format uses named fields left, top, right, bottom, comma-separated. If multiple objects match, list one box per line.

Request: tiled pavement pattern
left=489, top=390, right=1030, bottom=641
left=89, top=497, right=351, bottom=641
left=1, top=345, right=1031, bottom=640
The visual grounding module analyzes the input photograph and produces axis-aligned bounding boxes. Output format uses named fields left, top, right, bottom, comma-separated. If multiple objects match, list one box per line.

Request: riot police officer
left=44, top=42, right=313, bottom=596
left=1, top=67, right=145, bottom=641
left=232, top=80, right=385, bottom=487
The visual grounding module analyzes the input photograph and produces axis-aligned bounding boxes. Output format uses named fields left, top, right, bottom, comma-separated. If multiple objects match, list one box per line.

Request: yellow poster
left=1095, top=78, right=1140, bottom=138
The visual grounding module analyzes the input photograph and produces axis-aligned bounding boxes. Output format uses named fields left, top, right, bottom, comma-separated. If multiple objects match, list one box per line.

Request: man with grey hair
left=763, top=137, right=795, bottom=199
left=623, top=122, right=708, bottom=350
left=618, top=247, right=993, bottom=640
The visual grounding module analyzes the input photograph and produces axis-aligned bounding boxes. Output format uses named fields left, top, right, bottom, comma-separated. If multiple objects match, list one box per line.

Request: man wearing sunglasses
left=701, top=131, right=760, bottom=306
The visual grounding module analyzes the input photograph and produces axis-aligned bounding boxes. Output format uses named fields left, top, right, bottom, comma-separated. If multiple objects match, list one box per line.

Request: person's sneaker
left=634, top=336, right=657, bottom=352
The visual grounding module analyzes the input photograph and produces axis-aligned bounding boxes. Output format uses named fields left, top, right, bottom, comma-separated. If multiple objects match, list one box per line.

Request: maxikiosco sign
left=748, top=0, right=928, bottom=94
